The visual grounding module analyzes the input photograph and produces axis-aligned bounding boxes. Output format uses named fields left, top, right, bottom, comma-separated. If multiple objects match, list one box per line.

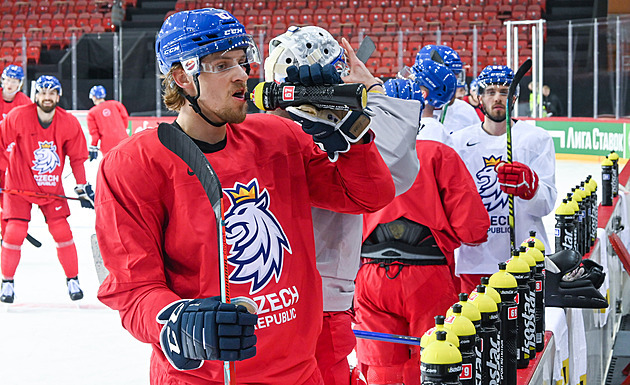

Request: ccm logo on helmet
left=164, top=45, right=180, bottom=55
left=225, top=28, right=244, bottom=35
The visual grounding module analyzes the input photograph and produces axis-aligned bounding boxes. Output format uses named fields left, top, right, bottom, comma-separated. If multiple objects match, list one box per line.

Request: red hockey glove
left=494, top=161, right=539, bottom=200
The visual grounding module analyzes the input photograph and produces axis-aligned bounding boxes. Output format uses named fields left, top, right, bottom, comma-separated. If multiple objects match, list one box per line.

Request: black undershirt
left=172, top=121, right=226, bottom=154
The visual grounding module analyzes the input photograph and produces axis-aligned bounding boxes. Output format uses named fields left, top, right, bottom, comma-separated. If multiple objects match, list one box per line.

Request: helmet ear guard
left=410, top=59, right=456, bottom=109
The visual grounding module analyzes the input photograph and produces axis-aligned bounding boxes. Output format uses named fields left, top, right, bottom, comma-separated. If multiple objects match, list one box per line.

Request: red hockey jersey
left=0, top=90, right=31, bottom=122
left=87, top=100, right=129, bottom=154
left=0, top=104, right=88, bottom=205
left=96, top=113, right=395, bottom=385
left=363, top=140, right=490, bottom=263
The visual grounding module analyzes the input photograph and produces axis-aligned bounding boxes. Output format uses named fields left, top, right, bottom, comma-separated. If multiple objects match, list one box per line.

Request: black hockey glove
left=88, top=146, right=99, bottom=162
left=74, top=183, right=95, bottom=209
left=285, top=63, right=342, bottom=86
left=156, top=296, right=257, bottom=371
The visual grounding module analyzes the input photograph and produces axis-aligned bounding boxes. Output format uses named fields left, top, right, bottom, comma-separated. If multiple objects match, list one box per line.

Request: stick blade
left=508, top=58, right=532, bottom=101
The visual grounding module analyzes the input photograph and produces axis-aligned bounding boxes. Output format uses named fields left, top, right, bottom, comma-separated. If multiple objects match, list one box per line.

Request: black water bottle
left=566, top=194, right=580, bottom=250
left=602, top=157, right=613, bottom=206
left=572, top=186, right=586, bottom=255
left=506, top=250, right=532, bottom=368
left=444, top=304, right=477, bottom=385
left=469, top=285, right=501, bottom=385
left=555, top=199, right=575, bottom=252
left=421, top=331, right=463, bottom=385
left=489, top=263, right=518, bottom=385
left=586, top=175, right=598, bottom=245
left=609, top=151, right=619, bottom=197
left=526, top=240, right=546, bottom=352
left=518, top=246, right=537, bottom=361
left=580, top=181, right=592, bottom=253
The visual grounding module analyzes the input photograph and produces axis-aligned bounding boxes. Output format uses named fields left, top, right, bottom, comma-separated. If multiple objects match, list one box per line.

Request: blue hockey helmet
left=476, top=65, right=514, bottom=94
left=413, top=59, right=456, bottom=109
left=89, top=85, right=106, bottom=99
left=155, top=8, right=261, bottom=75
left=416, top=45, right=464, bottom=86
left=469, top=78, right=479, bottom=95
left=2, top=65, right=24, bottom=82
left=35, top=75, right=62, bottom=96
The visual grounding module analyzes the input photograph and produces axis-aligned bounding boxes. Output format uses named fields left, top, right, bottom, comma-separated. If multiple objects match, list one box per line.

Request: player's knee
left=47, top=218, right=73, bottom=243
left=3, top=220, right=29, bottom=245
left=366, top=365, right=405, bottom=385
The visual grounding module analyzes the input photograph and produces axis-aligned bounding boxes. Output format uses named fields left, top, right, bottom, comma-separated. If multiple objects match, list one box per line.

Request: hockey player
left=0, top=65, right=33, bottom=239
left=86, top=85, right=130, bottom=161
left=95, top=9, right=395, bottom=385
left=265, top=25, right=421, bottom=385
left=451, top=65, right=557, bottom=292
left=0, top=75, right=94, bottom=303
left=0, top=65, right=31, bottom=122
left=463, top=78, right=485, bottom=121
left=354, top=61, right=490, bottom=385
left=417, top=45, right=481, bottom=133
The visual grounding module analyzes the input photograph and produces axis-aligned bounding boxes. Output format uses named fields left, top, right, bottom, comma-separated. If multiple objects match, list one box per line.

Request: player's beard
left=37, top=99, right=57, bottom=113
left=214, top=101, right=247, bottom=124
left=486, top=103, right=506, bottom=122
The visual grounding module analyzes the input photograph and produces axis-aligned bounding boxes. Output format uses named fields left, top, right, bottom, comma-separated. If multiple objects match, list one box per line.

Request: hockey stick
left=608, top=232, right=630, bottom=276
left=354, top=329, right=421, bottom=346
left=506, top=58, right=532, bottom=252
left=26, top=234, right=42, bottom=248
left=157, top=123, right=235, bottom=385
left=0, top=187, right=82, bottom=201
left=429, top=50, right=449, bottom=124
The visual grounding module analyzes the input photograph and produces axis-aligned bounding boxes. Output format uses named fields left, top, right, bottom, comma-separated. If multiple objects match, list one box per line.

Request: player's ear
left=172, top=67, right=193, bottom=90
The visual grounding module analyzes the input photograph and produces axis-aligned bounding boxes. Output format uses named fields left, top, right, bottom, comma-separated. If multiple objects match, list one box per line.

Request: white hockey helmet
left=264, top=25, right=349, bottom=83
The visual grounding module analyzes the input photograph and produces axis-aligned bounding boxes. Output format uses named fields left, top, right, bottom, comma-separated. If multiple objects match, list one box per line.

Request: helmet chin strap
left=183, top=74, right=227, bottom=128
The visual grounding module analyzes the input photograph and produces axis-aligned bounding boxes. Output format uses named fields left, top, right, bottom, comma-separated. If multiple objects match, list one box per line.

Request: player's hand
left=88, top=146, right=99, bottom=162
left=287, top=105, right=352, bottom=162
left=285, top=63, right=342, bottom=86
left=495, top=161, right=539, bottom=200
left=74, top=183, right=95, bottom=209
left=339, top=37, right=381, bottom=89
left=156, top=296, right=257, bottom=371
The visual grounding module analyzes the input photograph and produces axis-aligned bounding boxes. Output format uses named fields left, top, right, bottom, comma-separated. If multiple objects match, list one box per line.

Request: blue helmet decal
left=2, top=65, right=24, bottom=81
left=412, top=59, right=456, bottom=109
left=89, top=85, right=106, bottom=99
left=35, top=75, right=62, bottom=96
left=477, top=65, right=514, bottom=93
left=156, top=8, right=260, bottom=75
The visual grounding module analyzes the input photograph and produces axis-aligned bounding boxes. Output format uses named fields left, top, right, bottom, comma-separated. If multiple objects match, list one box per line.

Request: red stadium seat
left=425, top=6, right=440, bottom=22
left=527, top=4, right=542, bottom=19
left=51, top=13, right=66, bottom=29
left=11, top=27, right=26, bottom=42
left=369, top=7, right=384, bottom=23
left=299, top=9, right=314, bottom=24
left=0, top=15, right=13, bottom=29
left=453, top=6, right=469, bottom=22
left=512, top=5, right=527, bottom=20
left=27, top=44, right=41, bottom=64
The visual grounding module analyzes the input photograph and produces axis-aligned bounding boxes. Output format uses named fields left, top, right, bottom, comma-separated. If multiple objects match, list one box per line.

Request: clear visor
left=198, top=36, right=261, bottom=74
left=455, top=69, right=466, bottom=87
left=397, top=66, right=416, bottom=81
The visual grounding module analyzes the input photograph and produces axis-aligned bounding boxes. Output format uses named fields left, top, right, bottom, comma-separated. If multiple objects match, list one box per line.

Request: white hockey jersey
left=433, top=98, right=481, bottom=134
left=315, top=92, right=421, bottom=311
left=451, top=120, right=557, bottom=275
left=417, top=116, right=453, bottom=147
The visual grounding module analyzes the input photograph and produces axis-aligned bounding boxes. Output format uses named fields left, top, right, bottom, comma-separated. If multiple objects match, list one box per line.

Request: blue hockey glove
left=384, top=78, right=425, bottom=105
left=74, top=183, right=95, bottom=209
left=88, top=146, right=99, bottom=162
left=286, top=63, right=343, bottom=86
left=156, top=296, right=257, bottom=371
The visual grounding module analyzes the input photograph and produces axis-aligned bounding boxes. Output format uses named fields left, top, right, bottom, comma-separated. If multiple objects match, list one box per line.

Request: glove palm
left=74, top=183, right=95, bottom=209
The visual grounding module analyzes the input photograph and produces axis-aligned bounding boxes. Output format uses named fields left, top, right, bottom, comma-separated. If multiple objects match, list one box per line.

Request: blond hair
left=162, top=63, right=187, bottom=112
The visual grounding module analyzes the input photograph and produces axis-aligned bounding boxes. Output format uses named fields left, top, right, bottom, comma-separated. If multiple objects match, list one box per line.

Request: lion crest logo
left=31, top=141, right=60, bottom=174
left=224, top=179, right=291, bottom=294
left=476, top=155, right=508, bottom=212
